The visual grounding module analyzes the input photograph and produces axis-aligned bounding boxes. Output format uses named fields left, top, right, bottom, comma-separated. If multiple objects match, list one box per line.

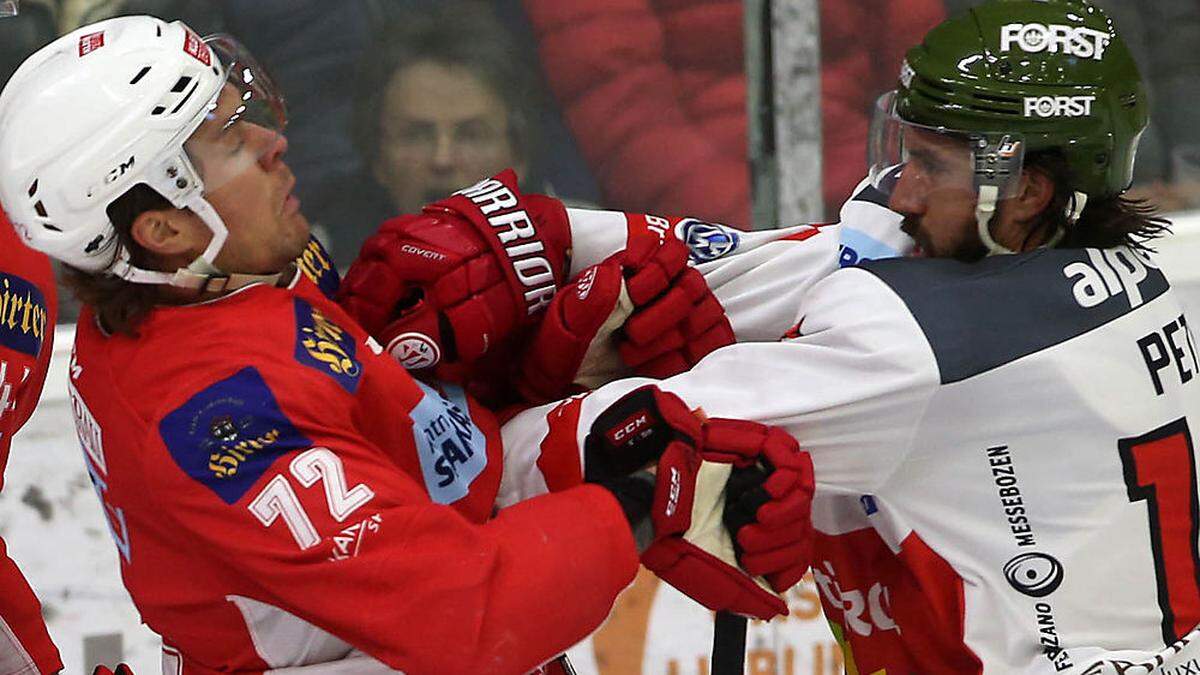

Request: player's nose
left=888, top=167, right=925, bottom=216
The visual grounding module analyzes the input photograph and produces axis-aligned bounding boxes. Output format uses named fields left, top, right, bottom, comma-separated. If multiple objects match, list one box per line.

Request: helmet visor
left=181, top=34, right=287, bottom=196
left=868, top=91, right=1026, bottom=203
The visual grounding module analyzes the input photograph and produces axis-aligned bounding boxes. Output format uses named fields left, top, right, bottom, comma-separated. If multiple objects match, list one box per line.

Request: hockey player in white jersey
left=497, top=0, right=1200, bottom=672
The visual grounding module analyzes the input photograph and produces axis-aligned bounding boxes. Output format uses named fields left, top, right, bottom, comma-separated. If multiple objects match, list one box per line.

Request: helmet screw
left=166, top=167, right=178, bottom=178
left=176, top=178, right=188, bottom=189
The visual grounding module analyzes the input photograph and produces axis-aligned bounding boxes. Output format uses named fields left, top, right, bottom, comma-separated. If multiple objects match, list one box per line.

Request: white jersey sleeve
left=563, top=173, right=915, bottom=344
left=565, top=208, right=840, bottom=342
left=836, top=169, right=915, bottom=264
left=498, top=265, right=941, bottom=506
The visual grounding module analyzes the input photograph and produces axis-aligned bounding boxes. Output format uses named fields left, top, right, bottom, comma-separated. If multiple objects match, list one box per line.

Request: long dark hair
left=1022, top=150, right=1172, bottom=253
left=62, top=184, right=172, bottom=336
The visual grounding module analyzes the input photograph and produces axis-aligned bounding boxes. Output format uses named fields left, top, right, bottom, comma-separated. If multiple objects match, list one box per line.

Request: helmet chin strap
left=974, top=185, right=1086, bottom=256
left=107, top=194, right=287, bottom=293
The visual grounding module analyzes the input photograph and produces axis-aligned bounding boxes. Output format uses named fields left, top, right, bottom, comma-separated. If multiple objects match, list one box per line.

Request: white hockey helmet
left=0, top=15, right=287, bottom=288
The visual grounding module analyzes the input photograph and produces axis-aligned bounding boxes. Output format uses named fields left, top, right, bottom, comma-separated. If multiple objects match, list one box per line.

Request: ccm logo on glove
left=456, top=178, right=557, bottom=315
left=607, top=410, right=652, bottom=446
left=666, top=466, right=682, bottom=517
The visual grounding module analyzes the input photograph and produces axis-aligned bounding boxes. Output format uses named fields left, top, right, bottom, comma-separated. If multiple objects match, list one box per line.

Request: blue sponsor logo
left=160, top=367, right=311, bottom=504
left=680, top=219, right=741, bottom=263
left=294, top=299, right=361, bottom=394
left=0, top=272, right=49, bottom=357
left=860, top=494, right=879, bottom=515
left=410, top=380, right=487, bottom=504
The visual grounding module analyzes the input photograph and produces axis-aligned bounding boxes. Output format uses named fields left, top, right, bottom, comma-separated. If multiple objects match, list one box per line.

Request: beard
left=901, top=215, right=987, bottom=263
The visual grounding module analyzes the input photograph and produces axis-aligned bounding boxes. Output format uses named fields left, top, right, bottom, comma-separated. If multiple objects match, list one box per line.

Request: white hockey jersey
left=505, top=204, right=1200, bottom=671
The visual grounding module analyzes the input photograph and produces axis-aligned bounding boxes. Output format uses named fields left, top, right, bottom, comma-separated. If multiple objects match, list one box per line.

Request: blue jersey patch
left=160, top=367, right=311, bottom=504
left=410, top=380, right=488, bottom=504
left=679, top=219, right=741, bottom=263
left=838, top=227, right=904, bottom=268
left=296, top=236, right=341, bottom=300
left=0, top=272, right=49, bottom=357
left=294, top=299, right=362, bottom=394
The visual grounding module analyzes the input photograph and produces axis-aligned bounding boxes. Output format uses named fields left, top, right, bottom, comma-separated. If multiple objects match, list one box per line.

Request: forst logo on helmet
left=1000, top=23, right=1111, bottom=61
left=1023, top=95, right=1096, bottom=119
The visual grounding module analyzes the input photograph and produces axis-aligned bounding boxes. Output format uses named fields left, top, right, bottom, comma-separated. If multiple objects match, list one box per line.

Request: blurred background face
left=373, top=59, right=525, bottom=213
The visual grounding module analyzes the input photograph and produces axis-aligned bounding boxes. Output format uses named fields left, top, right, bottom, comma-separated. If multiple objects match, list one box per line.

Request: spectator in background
left=520, top=0, right=944, bottom=226
left=522, top=0, right=753, bottom=226
left=352, top=2, right=559, bottom=220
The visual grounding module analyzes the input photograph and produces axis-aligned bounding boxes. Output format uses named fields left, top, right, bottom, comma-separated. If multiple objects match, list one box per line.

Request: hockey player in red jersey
left=0, top=16, right=814, bottom=674
left=0, top=211, right=62, bottom=675
left=350, top=0, right=1200, bottom=671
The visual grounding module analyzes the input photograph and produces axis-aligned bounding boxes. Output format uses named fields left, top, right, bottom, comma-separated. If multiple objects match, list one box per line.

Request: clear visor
left=867, top=90, right=1026, bottom=202
left=182, top=34, right=288, bottom=196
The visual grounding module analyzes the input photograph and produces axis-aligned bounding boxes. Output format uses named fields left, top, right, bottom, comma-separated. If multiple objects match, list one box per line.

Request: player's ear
left=130, top=207, right=209, bottom=260
left=1012, top=166, right=1056, bottom=224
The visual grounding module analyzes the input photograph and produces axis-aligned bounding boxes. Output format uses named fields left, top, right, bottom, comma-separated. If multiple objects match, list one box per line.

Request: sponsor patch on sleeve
left=410, top=380, right=488, bottom=504
left=295, top=236, right=341, bottom=299
left=293, top=299, right=361, bottom=394
left=160, top=367, right=311, bottom=504
left=0, top=272, right=49, bottom=357
left=677, top=219, right=741, bottom=263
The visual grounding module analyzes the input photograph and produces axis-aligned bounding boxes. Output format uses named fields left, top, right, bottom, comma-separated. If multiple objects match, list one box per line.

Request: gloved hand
left=92, top=665, right=134, bottom=675
left=338, top=170, right=571, bottom=385
left=710, top=419, right=814, bottom=594
left=517, top=234, right=735, bottom=404
left=588, top=386, right=814, bottom=619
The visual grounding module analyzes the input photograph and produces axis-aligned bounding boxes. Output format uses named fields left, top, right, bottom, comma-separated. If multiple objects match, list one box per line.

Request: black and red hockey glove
left=588, top=386, right=814, bottom=620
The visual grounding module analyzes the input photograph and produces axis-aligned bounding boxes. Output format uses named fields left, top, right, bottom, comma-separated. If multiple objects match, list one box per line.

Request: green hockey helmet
left=869, top=0, right=1149, bottom=253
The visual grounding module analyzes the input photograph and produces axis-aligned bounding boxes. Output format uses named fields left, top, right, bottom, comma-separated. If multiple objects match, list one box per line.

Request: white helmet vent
left=152, top=77, right=200, bottom=118
left=129, top=66, right=151, bottom=85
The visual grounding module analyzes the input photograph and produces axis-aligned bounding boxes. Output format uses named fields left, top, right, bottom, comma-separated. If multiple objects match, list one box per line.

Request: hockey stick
left=711, top=610, right=747, bottom=674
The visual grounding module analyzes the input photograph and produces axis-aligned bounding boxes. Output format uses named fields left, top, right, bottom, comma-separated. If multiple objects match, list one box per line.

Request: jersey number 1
left=1119, top=418, right=1200, bottom=645
left=248, top=447, right=375, bottom=550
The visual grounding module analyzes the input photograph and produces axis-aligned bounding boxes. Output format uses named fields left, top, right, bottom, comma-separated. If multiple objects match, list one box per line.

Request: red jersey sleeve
left=0, top=238, right=56, bottom=466
left=146, top=360, right=638, bottom=674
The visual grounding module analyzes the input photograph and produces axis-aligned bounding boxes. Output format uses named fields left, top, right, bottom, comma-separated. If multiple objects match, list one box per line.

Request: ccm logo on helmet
left=1023, top=95, right=1096, bottom=119
left=456, top=178, right=557, bottom=315
left=105, top=156, right=136, bottom=185
left=1000, top=23, right=1111, bottom=61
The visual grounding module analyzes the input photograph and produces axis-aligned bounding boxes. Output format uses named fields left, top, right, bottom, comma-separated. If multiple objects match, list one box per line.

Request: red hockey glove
left=588, top=387, right=807, bottom=620
left=338, top=170, right=571, bottom=384
left=517, top=234, right=735, bottom=404
left=710, top=420, right=815, bottom=593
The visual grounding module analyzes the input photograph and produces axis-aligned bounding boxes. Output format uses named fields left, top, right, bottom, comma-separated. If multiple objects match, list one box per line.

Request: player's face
left=185, top=86, right=311, bottom=274
left=888, top=128, right=987, bottom=262
left=374, top=60, right=524, bottom=212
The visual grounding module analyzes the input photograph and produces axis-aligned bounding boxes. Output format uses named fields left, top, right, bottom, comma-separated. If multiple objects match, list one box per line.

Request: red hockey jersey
left=0, top=217, right=62, bottom=675
left=68, top=269, right=638, bottom=674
